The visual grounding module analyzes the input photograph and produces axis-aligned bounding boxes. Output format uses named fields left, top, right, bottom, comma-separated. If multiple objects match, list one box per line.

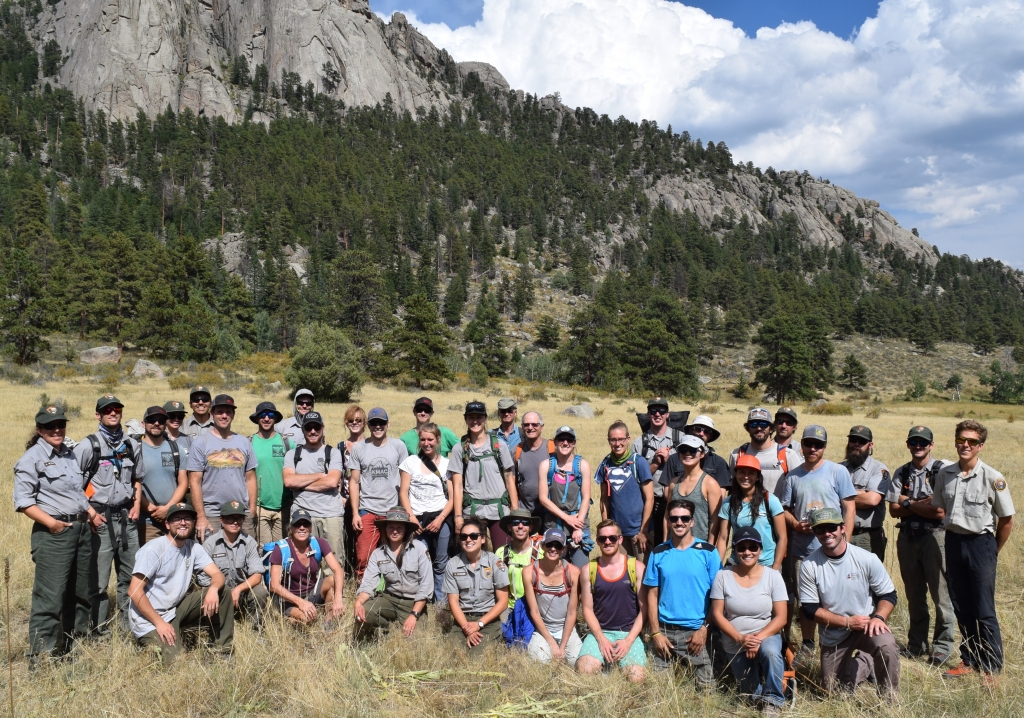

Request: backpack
left=588, top=557, right=638, bottom=593
left=292, top=444, right=334, bottom=470
left=738, top=442, right=792, bottom=474
left=461, top=431, right=508, bottom=476
left=547, top=455, right=584, bottom=513
left=637, top=411, right=690, bottom=461
left=460, top=431, right=511, bottom=517
left=514, top=439, right=556, bottom=488
left=502, top=593, right=535, bottom=649
left=897, top=460, right=944, bottom=492
left=85, top=434, right=138, bottom=498
left=262, top=537, right=322, bottom=589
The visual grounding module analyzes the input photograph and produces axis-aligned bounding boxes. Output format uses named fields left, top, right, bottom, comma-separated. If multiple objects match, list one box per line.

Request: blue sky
left=373, top=1, right=1024, bottom=267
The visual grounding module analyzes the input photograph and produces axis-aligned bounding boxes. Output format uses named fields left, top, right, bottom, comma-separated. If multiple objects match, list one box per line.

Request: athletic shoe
left=943, top=661, right=975, bottom=678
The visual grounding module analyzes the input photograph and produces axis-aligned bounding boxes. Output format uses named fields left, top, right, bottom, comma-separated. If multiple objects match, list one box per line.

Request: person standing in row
left=198, top=500, right=269, bottom=619
left=284, top=411, right=345, bottom=563
left=514, top=411, right=553, bottom=522
left=633, top=398, right=678, bottom=548
left=662, top=435, right=721, bottom=544
left=249, top=401, right=289, bottom=544
left=934, top=420, right=1015, bottom=683
left=276, top=388, right=315, bottom=446
left=715, top=455, right=787, bottom=570
left=596, top=421, right=654, bottom=557
left=187, top=395, right=257, bottom=540
left=137, top=406, right=187, bottom=545
left=14, top=406, right=93, bottom=661
left=842, top=425, right=891, bottom=561
left=886, top=425, right=955, bottom=665
left=772, top=408, right=799, bottom=451
left=340, top=405, right=367, bottom=574
left=350, top=408, right=409, bottom=580
left=681, top=415, right=731, bottom=492
left=399, top=397, right=459, bottom=457
left=182, top=387, right=214, bottom=439
left=537, top=426, right=592, bottom=568
left=729, top=408, right=802, bottom=495
left=75, top=394, right=146, bottom=634
left=450, top=401, right=517, bottom=548
left=163, top=400, right=192, bottom=456
left=495, top=398, right=522, bottom=453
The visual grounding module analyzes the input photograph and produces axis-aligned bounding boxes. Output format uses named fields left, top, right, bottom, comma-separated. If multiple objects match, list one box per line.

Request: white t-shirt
left=399, top=455, right=450, bottom=515
left=129, top=536, right=213, bottom=637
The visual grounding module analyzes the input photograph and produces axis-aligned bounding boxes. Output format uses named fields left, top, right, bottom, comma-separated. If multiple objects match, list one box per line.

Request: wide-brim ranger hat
left=684, top=414, right=720, bottom=442
left=249, top=401, right=283, bottom=424
left=375, top=506, right=420, bottom=532
left=499, top=508, right=542, bottom=533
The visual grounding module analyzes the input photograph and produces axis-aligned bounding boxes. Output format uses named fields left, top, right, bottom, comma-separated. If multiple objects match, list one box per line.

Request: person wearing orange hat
left=715, top=454, right=787, bottom=571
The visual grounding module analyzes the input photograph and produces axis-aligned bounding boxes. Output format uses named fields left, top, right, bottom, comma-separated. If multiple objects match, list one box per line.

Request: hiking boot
left=763, top=704, right=783, bottom=717
left=899, top=646, right=925, bottom=660
left=943, top=661, right=975, bottom=678
left=928, top=652, right=951, bottom=667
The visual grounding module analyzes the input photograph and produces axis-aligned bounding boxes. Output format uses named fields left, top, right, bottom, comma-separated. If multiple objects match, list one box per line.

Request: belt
left=661, top=622, right=703, bottom=632
left=51, top=511, right=90, bottom=523
left=90, top=500, right=133, bottom=552
left=897, top=521, right=943, bottom=533
left=852, top=527, right=883, bottom=535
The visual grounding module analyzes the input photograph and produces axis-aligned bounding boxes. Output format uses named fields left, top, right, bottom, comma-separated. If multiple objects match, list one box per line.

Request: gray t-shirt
left=729, top=443, right=804, bottom=495
left=776, top=460, right=857, bottom=558
left=285, top=444, right=344, bottom=518
left=842, top=456, right=891, bottom=530
left=633, top=431, right=676, bottom=498
left=139, top=439, right=181, bottom=507
left=516, top=442, right=551, bottom=514
left=799, top=544, right=896, bottom=647
left=129, top=537, right=213, bottom=637
left=710, top=567, right=788, bottom=653
left=448, top=438, right=515, bottom=521
left=185, top=432, right=258, bottom=517
left=350, top=438, right=409, bottom=515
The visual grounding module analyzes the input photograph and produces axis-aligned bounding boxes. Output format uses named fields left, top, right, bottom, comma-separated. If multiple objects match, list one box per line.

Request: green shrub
left=284, top=323, right=364, bottom=402
left=468, top=358, right=489, bottom=388
left=807, top=402, right=853, bottom=416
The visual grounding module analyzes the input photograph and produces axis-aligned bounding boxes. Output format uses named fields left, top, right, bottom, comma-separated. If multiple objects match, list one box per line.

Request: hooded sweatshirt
left=275, top=388, right=313, bottom=445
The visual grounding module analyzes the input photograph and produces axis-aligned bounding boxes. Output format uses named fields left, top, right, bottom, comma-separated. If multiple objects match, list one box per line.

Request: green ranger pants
left=137, top=585, right=234, bottom=664
left=897, top=529, right=956, bottom=659
left=355, top=594, right=416, bottom=640
left=28, top=521, right=92, bottom=657
left=849, top=529, right=887, bottom=562
left=89, top=508, right=140, bottom=633
left=447, top=611, right=503, bottom=653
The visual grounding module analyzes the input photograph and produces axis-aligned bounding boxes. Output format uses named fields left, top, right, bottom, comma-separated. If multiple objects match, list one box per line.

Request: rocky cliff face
left=34, top=0, right=505, bottom=123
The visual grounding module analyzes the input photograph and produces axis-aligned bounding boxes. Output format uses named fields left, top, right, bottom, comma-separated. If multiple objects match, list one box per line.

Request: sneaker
left=899, top=646, right=926, bottom=660
left=943, top=661, right=975, bottom=678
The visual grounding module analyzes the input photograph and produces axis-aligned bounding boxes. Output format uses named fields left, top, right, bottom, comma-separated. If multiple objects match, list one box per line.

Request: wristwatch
left=477, top=620, right=485, bottom=630
left=901, top=499, right=912, bottom=509
left=870, top=613, right=887, bottom=623
left=411, top=610, right=422, bottom=619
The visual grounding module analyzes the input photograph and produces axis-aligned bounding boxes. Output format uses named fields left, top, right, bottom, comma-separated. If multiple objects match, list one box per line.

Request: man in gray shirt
left=841, top=425, right=891, bottom=561
left=514, top=411, right=551, bottom=518
left=632, top=398, right=677, bottom=547
left=137, top=406, right=188, bottom=544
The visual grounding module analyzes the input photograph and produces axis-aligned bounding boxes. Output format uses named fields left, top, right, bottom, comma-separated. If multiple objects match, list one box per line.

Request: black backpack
left=637, top=411, right=690, bottom=459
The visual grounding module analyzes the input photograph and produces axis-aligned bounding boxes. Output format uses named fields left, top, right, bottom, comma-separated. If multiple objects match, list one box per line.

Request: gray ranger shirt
left=197, top=529, right=265, bottom=588
left=13, top=440, right=90, bottom=517
left=357, top=541, right=433, bottom=601
left=443, top=550, right=510, bottom=614
left=841, top=455, right=891, bottom=530
left=74, top=431, right=146, bottom=507
left=182, top=415, right=214, bottom=439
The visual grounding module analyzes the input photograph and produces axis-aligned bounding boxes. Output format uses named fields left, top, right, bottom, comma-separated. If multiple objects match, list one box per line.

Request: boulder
left=268, top=381, right=282, bottom=391
left=561, top=403, right=595, bottom=419
left=131, top=359, right=166, bottom=380
left=80, top=346, right=121, bottom=364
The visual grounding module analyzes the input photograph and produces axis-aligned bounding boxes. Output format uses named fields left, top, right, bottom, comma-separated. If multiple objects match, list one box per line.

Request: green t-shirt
left=499, top=544, right=535, bottom=609
left=251, top=433, right=288, bottom=511
left=400, top=426, right=460, bottom=458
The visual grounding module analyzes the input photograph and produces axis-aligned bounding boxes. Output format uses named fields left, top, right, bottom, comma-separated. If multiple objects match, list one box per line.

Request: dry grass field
left=3, top=378, right=1024, bottom=717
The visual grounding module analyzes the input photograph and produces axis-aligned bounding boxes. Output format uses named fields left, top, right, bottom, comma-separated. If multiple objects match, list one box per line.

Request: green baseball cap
left=810, top=507, right=844, bottom=528
left=848, top=425, right=873, bottom=442
left=35, top=405, right=68, bottom=425
left=95, top=394, right=123, bottom=412
left=166, top=502, right=197, bottom=521
left=219, top=500, right=246, bottom=517
left=802, top=425, right=828, bottom=443
left=163, top=400, right=186, bottom=415
left=907, top=425, right=934, bottom=442
left=497, top=398, right=517, bottom=411
left=775, top=407, right=798, bottom=423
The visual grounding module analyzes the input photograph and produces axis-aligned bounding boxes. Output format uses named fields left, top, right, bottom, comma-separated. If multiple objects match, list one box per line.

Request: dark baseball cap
left=367, top=407, right=389, bottom=423
left=143, top=406, right=168, bottom=422
left=35, top=405, right=68, bottom=425
left=166, top=502, right=197, bottom=520
left=542, top=527, right=567, bottom=546
left=95, top=394, right=123, bottom=412
left=291, top=508, right=313, bottom=526
left=775, top=407, right=798, bottom=423
left=211, top=394, right=236, bottom=410
left=189, top=386, right=212, bottom=400
left=301, top=410, right=325, bottom=428
left=732, top=526, right=763, bottom=546
left=219, top=500, right=247, bottom=517
left=802, top=425, right=828, bottom=443
left=907, top=425, right=934, bottom=442
left=848, top=425, right=873, bottom=442
left=464, top=400, right=487, bottom=416
left=647, top=397, right=669, bottom=410
left=413, top=396, right=433, bottom=411
left=163, top=400, right=186, bottom=415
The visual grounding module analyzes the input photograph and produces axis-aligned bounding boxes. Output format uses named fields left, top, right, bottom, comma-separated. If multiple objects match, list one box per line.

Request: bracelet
left=870, top=613, right=886, bottom=623
left=651, top=631, right=663, bottom=638
left=844, top=616, right=849, bottom=630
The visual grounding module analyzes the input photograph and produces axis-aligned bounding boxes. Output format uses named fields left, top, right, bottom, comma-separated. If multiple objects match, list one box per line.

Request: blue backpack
left=262, top=537, right=322, bottom=589
left=502, top=591, right=535, bottom=649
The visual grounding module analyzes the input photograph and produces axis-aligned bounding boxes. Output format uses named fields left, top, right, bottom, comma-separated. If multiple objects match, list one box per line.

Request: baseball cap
left=497, top=398, right=517, bottom=411
left=732, top=526, right=763, bottom=546
left=848, top=425, right=873, bottom=442
left=647, top=397, right=669, bottom=411
left=367, top=407, right=389, bottom=423
left=733, top=454, right=762, bottom=473
left=166, top=502, right=197, bottom=520
left=802, top=425, right=828, bottom=443
left=907, top=425, right=934, bottom=442
left=464, top=400, right=487, bottom=416
left=291, top=508, right=313, bottom=525
left=219, top=500, right=246, bottom=517
left=163, top=400, right=186, bottom=415
left=745, top=407, right=773, bottom=425
left=211, top=394, right=236, bottom=410
left=553, top=425, right=576, bottom=440
left=810, top=507, right=843, bottom=528
left=413, top=396, right=434, bottom=412
left=676, top=434, right=707, bottom=452
left=35, top=405, right=68, bottom=425
left=775, top=407, right=798, bottom=423
left=189, top=386, right=212, bottom=400
left=301, top=410, right=324, bottom=428
left=143, top=406, right=168, bottom=422
left=294, top=388, right=314, bottom=400
left=684, top=415, right=720, bottom=442
left=542, top=527, right=567, bottom=546
left=95, top=394, right=123, bottom=412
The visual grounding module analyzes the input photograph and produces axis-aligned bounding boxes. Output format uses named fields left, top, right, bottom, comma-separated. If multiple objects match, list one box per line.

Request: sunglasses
left=556, top=437, right=576, bottom=444
left=303, top=425, right=323, bottom=432
left=522, top=423, right=541, bottom=428
left=650, top=408, right=668, bottom=415
left=907, top=439, right=931, bottom=448
left=668, top=514, right=693, bottom=524
left=678, top=447, right=701, bottom=457
left=292, top=522, right=312, bottom=530
left=100, top=407, right=122, bottom=415
left=168, top=515, right=194, bottom=524
left=459, top=532, right=482, bottom=542
left=735, top=542, right=761, bottom=553
left=812, top=523, right=842, bottom=536
left=221, top=515, right=244, bottom=524
left=146, top=418, right=167, bottom=425
left=955, top=437, right=982, bottom=448
left=347, top=419, right=365, bottom=426
left=192, top=397, right=211, bottom=404
left=166, top=414, right=185, bottom=421
left=775, top=417, right=797, bottom=426
left=597, top=535, right=620, bottom=544
left=41, top=422, right=68, bottom=430
left=296, top=400, right=314, bottom=407
left=848, top=437, right=870, bottom=447
left=509, top=519, right=532, bottom=527
left=257, top=412, right=276, bottom=420
left=689, top=427, right=711, bottom=436
left=544, top=542, right=564, bottom=551
left=746, top=421, right=771, bottom=430
left=802, top=441, right=826, bottom=451
left=369, top=421, right=387, bottom=428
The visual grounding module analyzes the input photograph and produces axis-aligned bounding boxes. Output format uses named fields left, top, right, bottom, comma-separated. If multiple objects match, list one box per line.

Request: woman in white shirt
left=399, top=423, right=454, bottom=603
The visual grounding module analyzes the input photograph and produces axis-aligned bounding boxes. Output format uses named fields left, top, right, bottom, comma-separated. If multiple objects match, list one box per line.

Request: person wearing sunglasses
left=495, top=398, right=522, bottom=453
left=772, top=408, right=799, bottom=451
left=267, top=509, right=346, bottom=624
left=578, top=520, right=648, bottom=682
left=182, top=386, right=214, bottom=438
left=537, top=426, right=593, bottom=568
left=443, top=517, right=510, bottom=651
left=75, top=394, right=147, bottom=635
left=496, top=508, right=543, bottom=610
left=513, top=411, right=554, bottom=521
left=197, top=500, right=269, bottom=620
left=776, top=425, right=856, bottom=666
left=644, top=499, right=720, bottom=687
left=275, top=388, right=315, bottom=446
left=715, top=455, right=787, bottom=571
left=350, top=407, right=409, bottom=580
left=840, top=425, right=891, bottom=562
left=798, top=507, right=899, bottom=698
left=522, top=528, right=583, bottom=664
left=885, top=425, right=955, bottom=666
left=662, top=435, right=721, bottom=545
left=339, top=405, right=367, bottom=573
left=138, top=406, right=188, bottom=544
left=710, top=526, right=787, bottom=712
left=729, top=408, right=802, bottom=494
left=632, top=398, right=677, bottom=547
left=932, top=420, right=1015, bottom=683
left=248, top=401, right=289, bottom=543
left=596, top=420, right=654, bottom=558
left=677, top=414, right=732, bottom=494
left=399, top=396, right=460, bottom=458
left=162, top=400, right=192, bottom=455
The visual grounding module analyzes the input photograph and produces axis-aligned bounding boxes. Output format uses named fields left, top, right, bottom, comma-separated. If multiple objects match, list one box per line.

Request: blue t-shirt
left=718, top=494, right=784, bottom=566
left=776, top=460, right=857, bottom=558
left=642, top=538, right=720, bottom=628
left=496, top=425, right=522, bottom=454
left=595, top=454, right=653, bottom=537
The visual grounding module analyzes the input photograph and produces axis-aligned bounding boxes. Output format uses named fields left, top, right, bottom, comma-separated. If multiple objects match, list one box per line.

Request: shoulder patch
left=995, top=479, right=1007, bottom=492
left=495, top=559, right=506, bottom=571
left=651, top=543, right=671, bottom=554
left=692, top=541, right=716, bottom=551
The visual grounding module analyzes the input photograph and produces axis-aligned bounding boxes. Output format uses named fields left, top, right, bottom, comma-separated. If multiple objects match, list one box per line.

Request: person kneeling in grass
left=522, top=528, right=582, bottom=665
left=444, top=517, right=510, bottom=651
left=267, top=509, right=345, bottom=624
left=354, top=507, right=432, bottom=639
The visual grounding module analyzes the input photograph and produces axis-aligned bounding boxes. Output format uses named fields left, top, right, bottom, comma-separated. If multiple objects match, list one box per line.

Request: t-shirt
left=251, top=433, right=288, bottom=511
left=499, top=544, right=535, bottom=609
left=129, top=537, right=212, bottom=637
left=729, top=443, right=804, bottom=494
left=633, top=431, right=676, bottom=498
left=515, top=442, right=552, bottom=515
left=718, top=494, right=785, bottom=566
left=799, top=544, right=896, bottom=647
left=842, top=456, right=891, bottom=530
left=663, top=449, right=732, bottom=491
left=642, top=538, right=720, bottom=628
left=285, top=444, right=345, bottom=518
left=139, top=439, right=180, bottom=507
left=398, top=454, right=450, bottom=515
left=350, top=438, right=409, bottom=515
left=776, top=460, right=857, bottom=558
left=400, top=426, right=460, bottom=458
left=595, top=454, right=653, bottom=537
left=269, top=537, right=333, bottom=599
left=710, top=567, right=788, bottom=653
left=447, top=437, right=515, bottom=521
left=185, top=432, right=258, bottom=517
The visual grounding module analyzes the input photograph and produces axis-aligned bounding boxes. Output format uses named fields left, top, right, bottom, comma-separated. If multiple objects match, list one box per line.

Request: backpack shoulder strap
left=897, top=463, right=912, bottom=490
left=86, top=434, right=101, bottom=479
left=514, top=445, right=522, bottom=463
left=278, top=539, right=292, bottom=569
left=547, top=455, right=557, bottom=485
left=167, top=439, right=180, bottom=472
left=490, top=430, right=507, bottom=474
left=641, top=435, right=651, bottom=459
left=626, top=557, right=637, bottom=592
left=589, top=559, right=598, bottom=587
left=310, top=536, right=322, bottom=562
left=325, top=444, right=333, bottom=468
left=927, top=460, right=943, bottom=489
left=572, top=455, right=582, bottom=485
left=777, top=443, right=788, bottom=474
left=294, top=445, right=303, bottom=465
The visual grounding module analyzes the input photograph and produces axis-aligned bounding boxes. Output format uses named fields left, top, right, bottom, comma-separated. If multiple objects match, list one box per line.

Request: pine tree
left=130, top=279, right=180, bottom=356
left=840, top=354, right=868, bottom=389
left=753, top=315, right=817, bottom=404
left=974, top=319, right=998, bottom=355
left=556, top=304, right=620, bottom=388
left=908, top=305, right=939, bottom=353
left=722, top=307, right=749, bottom=346
left=87, top=231, right=142, bottom=347
left=393, top=294, right=455, bottom=387
left=616, top=304, right=696, bottom=396
left=535, top=315, right=560, bottom=349
left=511, top=263, right=535, bottom=322
left=0, top=229, right=58, bottom=364
left=442, top=274, right=467, bottom=326
left=464, top=286, right=509, bottom=376
left=284, top=323, right=365, bottom=401
left=174, top=291, right=218, bottom=361
left=805, top=314, right=836, bottom=392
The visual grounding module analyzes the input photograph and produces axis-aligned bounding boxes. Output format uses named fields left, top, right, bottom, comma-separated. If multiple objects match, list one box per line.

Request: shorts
left=272, top=577, right=325, bottom=615
left=527, top=628, right=582, bottom=665
left=579, top=630, right=647, bottom=668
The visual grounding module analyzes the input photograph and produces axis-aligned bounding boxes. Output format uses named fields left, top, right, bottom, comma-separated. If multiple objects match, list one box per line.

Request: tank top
left=550, top=463, right=582, bottom=513
left=672, top=472, right=710, bottom=541
left=592, top=561, right=639, bottom=632
left=534, top=562, right=570, bottom=635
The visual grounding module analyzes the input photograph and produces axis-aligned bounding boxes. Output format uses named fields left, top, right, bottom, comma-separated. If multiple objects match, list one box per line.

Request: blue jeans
left=414, top=516, right=452, bottom=603
left=727, top=633, right=785, bottom=707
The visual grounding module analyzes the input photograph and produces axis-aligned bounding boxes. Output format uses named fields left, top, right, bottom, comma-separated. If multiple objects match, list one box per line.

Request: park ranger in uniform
left=842, top=426, right=891, bottom=561
left=182, top=386, right=214, bottom=439
left=933, top=420, right=1014, bottom=683
left=198, top=500, right=269, bottom=619
left=443, top=516, right=510, bottom=651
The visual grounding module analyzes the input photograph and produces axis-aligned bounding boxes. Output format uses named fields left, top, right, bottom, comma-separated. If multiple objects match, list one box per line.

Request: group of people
left=15, top=390, right=1014, bottom=707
